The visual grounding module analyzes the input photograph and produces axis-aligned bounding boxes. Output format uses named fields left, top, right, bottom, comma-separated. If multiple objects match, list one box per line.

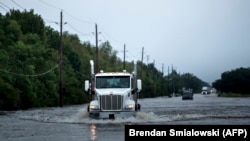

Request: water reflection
left=89, top=124, right=97, bottom=141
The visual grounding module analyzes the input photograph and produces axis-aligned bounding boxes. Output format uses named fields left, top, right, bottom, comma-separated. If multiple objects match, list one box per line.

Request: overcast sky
left=1, top=0, right=250, bottom=84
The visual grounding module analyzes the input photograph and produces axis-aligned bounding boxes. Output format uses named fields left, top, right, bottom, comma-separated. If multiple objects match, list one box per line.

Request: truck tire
left=135, top=103, right=141, bottom=111
left=87, top=105, right=90, bottom=112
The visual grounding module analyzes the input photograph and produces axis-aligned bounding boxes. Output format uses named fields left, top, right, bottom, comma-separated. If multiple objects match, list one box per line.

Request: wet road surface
left=0, top=93, right=250, bottom=140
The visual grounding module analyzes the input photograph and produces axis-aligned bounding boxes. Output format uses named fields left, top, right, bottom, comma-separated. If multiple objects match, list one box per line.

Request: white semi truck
left=201, top=86, right=211, bottom=95
left=84, top=60, right=142, bottom=119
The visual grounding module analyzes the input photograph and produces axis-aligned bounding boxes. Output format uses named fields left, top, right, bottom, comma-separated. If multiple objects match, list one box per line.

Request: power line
left=126, top=50, right=141, bottom=61
left=39, top=0, right=61, bottom=11
left=64, top=10, right=94, bottom=25
left=11, top=0, right=25, bottom=10
left=100, top=33, right=108, bottom=42
left=7, top=0, right=140, bottom=67
left=0, top=2, right=11, bottom=9
left=0, top=5, right=8, bottom=12
left=98, top=25, right=124, bottom=45
left=43, top=18, right=58, bottom=24
left=0, top=62, right=60, bottom=77
left=38, top=0, right=94, bottom=25
left=10, top=0, right=126, bottom=53
left=37, top=0, right=95, bottom=44
left=66, top=22, right=93, bottom=36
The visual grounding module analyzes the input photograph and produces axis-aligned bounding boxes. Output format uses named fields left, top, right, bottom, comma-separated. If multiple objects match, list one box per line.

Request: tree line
left=212, top=67, right=250, bottom=95
left=0, top=9, right=209, bottom=110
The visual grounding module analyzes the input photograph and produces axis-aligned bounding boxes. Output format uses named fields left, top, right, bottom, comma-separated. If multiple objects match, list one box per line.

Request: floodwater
left=0, top=93, right=250, bottom=141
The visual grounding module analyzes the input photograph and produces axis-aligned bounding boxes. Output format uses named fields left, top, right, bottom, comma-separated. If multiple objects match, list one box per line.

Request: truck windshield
left=96, top=76, right=130, bottom=88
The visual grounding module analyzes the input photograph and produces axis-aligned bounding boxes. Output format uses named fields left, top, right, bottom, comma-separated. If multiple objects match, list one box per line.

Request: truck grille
left=100, top=95, right=123, bottom=111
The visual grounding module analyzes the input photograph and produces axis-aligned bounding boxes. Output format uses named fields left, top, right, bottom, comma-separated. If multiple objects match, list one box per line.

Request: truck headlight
left=89, top=105, right=99, bottom=110
left=125, top=104, right=135, bottom=109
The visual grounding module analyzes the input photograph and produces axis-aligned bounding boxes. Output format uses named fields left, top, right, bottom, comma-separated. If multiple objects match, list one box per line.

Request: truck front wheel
left=135, top=103, right=141, bottom=111
left=87, top=105, right=90, bottom=112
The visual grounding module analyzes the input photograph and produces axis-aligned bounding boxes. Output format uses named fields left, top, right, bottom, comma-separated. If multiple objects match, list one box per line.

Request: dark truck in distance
left=182, top=89, right=193, bottom=100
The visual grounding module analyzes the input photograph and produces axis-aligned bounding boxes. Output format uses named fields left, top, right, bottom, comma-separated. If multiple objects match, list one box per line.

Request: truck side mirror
left=84, top=80, right=89, bottom=92
left=131, top=88, right=138, bottom=94
left=137, top=79, right=142, bottom=92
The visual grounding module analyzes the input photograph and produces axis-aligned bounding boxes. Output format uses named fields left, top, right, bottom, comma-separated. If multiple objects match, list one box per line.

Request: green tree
left=213, top=67, right=250, bottom=95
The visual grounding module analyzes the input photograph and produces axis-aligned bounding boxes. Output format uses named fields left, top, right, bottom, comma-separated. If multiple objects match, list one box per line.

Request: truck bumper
left=89, top=111, right=136, bottom=119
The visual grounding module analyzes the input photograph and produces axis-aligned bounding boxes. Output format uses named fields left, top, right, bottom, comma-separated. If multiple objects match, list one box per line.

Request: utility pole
left=140, top=46, right=144, bottom=79
left=161, top=63, right=164, bottom=96
left=153, top=60, right=156, bottom=96
left=168, top=65, right=170, bottom=96
left=162, top=63, right=164, bottom=75
left=95, top=23, right=99, bottom=73
left=147, top=55, right=149, bottom=66
left=123, top=44, right=126, bottom=70
left=59, top=10, right=63, bottom=107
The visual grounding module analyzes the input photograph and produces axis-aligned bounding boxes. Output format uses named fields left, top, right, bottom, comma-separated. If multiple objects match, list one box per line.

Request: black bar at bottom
left=125, top=125, right=250, bottom=140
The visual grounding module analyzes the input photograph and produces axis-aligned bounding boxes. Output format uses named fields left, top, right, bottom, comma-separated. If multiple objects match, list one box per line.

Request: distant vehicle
left=210, top=88, right=217, bottom=93
left=182, top=90, right=193, bottom=100
left=201, top=86, right=210, bottom=95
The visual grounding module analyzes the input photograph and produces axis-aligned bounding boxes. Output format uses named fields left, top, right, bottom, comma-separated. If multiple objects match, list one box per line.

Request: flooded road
left=0, top=93, right=250, bottom=141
